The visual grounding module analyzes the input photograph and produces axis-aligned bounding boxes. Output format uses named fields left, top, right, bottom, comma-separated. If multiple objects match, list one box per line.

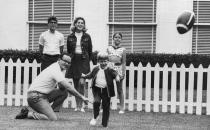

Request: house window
left=108, top=0, right=157, bottom=53
left=192, top=0, right=210, bottom=54
left=28, top=0, right=74, bottom=51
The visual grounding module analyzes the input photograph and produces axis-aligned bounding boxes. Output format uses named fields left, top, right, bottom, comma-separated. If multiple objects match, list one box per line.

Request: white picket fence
left=0, top=58, right=210, bottom=115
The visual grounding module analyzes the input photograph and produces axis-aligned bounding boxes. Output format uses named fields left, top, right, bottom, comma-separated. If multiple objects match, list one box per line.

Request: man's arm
left=39, top=33, right=44, bottom=54
left=60, top=45, right=64, bottom=55
left=39, top=44, right=44, bottom=54
left=81, top=68, right=95, bottom=79
left=60, top=34, right=64, bottom=55
left=59, top=80, right=89, bottom=104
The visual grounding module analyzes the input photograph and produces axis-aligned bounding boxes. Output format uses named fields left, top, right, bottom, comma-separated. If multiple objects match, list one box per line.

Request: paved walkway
left=1, top=106, right=210, bottom=130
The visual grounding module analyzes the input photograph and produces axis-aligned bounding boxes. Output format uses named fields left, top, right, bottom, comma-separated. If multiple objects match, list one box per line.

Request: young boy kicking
left=81, top=52, right=120, bottom=127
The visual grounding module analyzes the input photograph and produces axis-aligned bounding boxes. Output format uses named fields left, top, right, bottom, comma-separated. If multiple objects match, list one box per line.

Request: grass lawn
left=1, top=106, right=210, bottom=130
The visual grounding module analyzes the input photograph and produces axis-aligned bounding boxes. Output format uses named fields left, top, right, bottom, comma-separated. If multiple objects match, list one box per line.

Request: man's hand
left=82, top=97, right=92, bottom=105
left=81, top=73, right=86, bottom=78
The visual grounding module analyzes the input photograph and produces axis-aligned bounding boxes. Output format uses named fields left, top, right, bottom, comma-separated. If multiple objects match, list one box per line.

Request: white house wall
left=156, top=0, right=193, bottom=53
left=0, top=0, right=195, bottom=54
left=0, top=0, right=28, bottom=50
left=74, top=0, right=109, bottom=53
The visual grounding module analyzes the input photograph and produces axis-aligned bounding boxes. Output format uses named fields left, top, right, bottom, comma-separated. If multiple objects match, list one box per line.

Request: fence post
left=145, top=63, right=151, bottom=112
left=0, top=59, right=6, bottom=105
left=23, top=59, right=30, bottom=106
left=162, top=63, right=169, bottom=112
left=207, top=65, right=210, bottom=115
left=7, top=59, right=13, bottom=106
left=128, top=63, right=135, bottom=111
left=15, top=59, right=22, bottom=106
left=196, top=64, right=203, bottom=115
left=154, top=63, right=160, bottom=112
left=179, top=64, right=186, bottom=114
left=31, top=60, right=38, bottom=82
left=187, top=64, right=194, bottom=114
left=137, top=62, right=143, bottom=111
left=171, top=63, right=177, bottom=113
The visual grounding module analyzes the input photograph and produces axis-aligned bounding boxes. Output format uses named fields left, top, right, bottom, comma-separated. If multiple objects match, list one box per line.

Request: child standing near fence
left=107, top=32, right=126, bottom=114
left=81, top=52, right=120, bottom=128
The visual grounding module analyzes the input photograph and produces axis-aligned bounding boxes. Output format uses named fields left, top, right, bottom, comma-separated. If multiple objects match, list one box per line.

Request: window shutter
left=108, top=0, right=156, bottom=53
left=29, top=0, right=52, bottom=21
left=57, top=24, right=71, bottom=51
left=134, top=0, right=156, bottom=22
left=109, top=0, right=133, bottom=22
left=34, top=0, right=52, bottom=21
left=194, top=1, right=210, bottom=23
left=192, top=1, right=210, bottom=54
left=109, top=0, right=114, bottom=22
left=29, top=24, right=46, bottom=50
left=28, top=0, right=74, bottom=51
left=192, top=26, right=210, bottom=54
left=28, top=0, right=33, bottom=21
left=54, top=0, right=74, bottom=22
left=133, top=26, right=156, bottom=53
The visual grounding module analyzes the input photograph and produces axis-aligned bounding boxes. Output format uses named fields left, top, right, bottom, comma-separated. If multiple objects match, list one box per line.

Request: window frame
left=192, top=0, right=210, bottom=54
left=108, top=0, right=157, bottom=53
left=28, top=0, right=74, bottom=50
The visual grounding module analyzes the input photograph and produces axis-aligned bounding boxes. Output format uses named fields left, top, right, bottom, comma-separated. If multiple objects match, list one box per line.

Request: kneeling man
left=15, top=54, right=89, bottom=120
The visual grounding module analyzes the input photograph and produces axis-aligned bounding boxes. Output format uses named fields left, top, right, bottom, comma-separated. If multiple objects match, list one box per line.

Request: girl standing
left=107, top=32, right=126, bottom=114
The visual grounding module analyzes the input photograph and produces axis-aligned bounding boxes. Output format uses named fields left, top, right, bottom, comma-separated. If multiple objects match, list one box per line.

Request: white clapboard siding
left=1, top=58, right=210, bottom=115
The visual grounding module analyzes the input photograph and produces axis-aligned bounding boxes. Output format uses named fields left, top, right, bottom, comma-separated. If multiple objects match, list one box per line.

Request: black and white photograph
left=0, top=0, right=210, bottom=129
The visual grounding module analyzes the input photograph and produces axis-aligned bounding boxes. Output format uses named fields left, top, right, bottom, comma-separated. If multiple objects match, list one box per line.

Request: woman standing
left=107, top=32, right=126, bottom=114
left=66, top=17, right=92, bottom=112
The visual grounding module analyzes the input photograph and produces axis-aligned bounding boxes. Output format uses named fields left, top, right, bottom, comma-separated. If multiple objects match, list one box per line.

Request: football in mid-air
left=176, top=10, right=195, bottom=34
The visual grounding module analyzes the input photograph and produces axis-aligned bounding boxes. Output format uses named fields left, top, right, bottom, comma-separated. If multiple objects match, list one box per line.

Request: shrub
left=1, top=50, right=210, bottom=68
left=0, top=49, right=41, bottom=63
left=126, top=53, right=210, bottom=68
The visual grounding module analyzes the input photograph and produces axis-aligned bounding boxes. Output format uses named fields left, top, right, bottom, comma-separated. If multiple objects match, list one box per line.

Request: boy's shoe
left=15, top=107, right=29, bottom=119
left=80, top=108, right=85, bottom=113
left=90, top=118, right=97, bottom=126
left=101, top=124, right=108, bottom=128
left=74, top=108, right=78, bottom=111
left=119, top=110, right=125, bottom=114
